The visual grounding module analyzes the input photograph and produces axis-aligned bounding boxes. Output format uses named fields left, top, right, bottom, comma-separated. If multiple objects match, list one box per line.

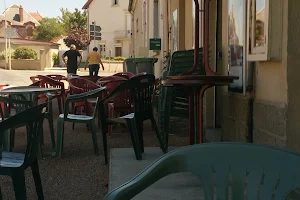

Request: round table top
left=162, top=75, right=239, bottom=86
left=0, top=86, right=60, bottom=94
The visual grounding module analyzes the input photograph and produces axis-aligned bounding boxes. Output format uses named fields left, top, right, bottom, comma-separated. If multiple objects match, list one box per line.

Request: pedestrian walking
left=62, top=44, right=82, bottom=77
left=85, top=47, right=105, bottom=76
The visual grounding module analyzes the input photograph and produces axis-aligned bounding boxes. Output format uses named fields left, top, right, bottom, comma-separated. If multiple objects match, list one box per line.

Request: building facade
left=130, top=0, right=300, bottom=152
left=82, top=0, right=131, bottom=58
left=0, top=4, right=41, bottom=39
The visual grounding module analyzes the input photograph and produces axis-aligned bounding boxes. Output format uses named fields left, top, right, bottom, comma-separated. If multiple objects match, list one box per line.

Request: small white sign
left=5, top=28, right=18, bottom=38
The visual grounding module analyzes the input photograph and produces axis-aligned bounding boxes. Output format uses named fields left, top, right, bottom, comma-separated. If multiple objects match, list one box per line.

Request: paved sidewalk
left=0, top=68, right=114, bottom=86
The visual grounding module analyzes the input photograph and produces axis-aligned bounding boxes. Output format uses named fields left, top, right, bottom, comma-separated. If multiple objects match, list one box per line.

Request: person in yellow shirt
left=85, top=47, right=105, bottom=76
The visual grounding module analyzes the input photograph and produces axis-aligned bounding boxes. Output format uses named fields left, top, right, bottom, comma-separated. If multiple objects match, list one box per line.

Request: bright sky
left=1, top=0, right=86, bottom=18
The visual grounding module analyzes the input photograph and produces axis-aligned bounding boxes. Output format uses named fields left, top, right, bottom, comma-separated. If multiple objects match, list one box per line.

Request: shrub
left=112, top=56, right=126, bottom=61
left=52, top=53, right=60, bottom=65
left=0, top=49, right=15, bottom=60
left=14, top=47, right=37, bottom=59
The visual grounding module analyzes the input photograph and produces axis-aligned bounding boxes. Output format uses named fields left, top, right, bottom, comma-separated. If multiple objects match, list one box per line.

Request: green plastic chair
left=0, top=102, right=48, bottom=200
left=56, top=87, right=105, bottom=159
left=0, top=95, right=33, bottom=151
left=158, top=49, right=205, bottom=151
left=105, top=143, right=300, bottom=200
left=0, top=87, right=56, bottom=151
left=99, top=74, right=165, bottom=164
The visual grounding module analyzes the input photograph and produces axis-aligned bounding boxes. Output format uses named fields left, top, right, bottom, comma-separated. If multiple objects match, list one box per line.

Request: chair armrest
left=104, top=152, right=184, bottom=200
left=63, top=87, right=105, bottom=116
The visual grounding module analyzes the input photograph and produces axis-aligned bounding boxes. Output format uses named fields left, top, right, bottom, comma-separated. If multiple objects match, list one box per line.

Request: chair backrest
left=30, top=76, right=40, bottom=83
left=37, top=75, right=66, bottom=99
left=80, top=75, right=102, bottom=83
left=104, top=80, right=132, bottom=110
left=99, top=76, right=127, bottom=82
left=0, top=84, right=9, bottom=90
left=65, top=87, right=105, bottom=119
left=38, top=75, right=64, bottom=88
left=46, top=74, right=66, bottom=81
left=105, top=143, right=300, bottom=200
left=102, top=74, right=155, bottom=118
left=30, top=81, right=41, bottom=87
left=113, top=72, right=135, bottom=79
left=0, top=95, right=33, bottom=119
left=68, top=78, right=99, bottom=94
left=0, top=103, right=47, bottom=164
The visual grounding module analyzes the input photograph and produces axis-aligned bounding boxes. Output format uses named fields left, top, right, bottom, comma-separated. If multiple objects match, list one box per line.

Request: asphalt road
left=0, top=68, right=114, bottom=86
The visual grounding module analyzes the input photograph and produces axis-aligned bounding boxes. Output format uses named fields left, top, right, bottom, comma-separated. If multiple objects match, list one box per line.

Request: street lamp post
left=4, top=0, right=7, bottom=70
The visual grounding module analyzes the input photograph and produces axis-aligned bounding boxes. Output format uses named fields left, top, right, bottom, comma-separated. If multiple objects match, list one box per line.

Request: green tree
left=59, top=8, right=87, bottom=32
left=14, top=47, right=37, bottom=59
left=63, top=26, right=90, bottom=50
left=33, top=17, right=64, bottom=41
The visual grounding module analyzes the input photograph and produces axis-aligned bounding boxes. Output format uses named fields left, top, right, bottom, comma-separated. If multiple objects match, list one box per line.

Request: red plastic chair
left=37, top=75, right=66, bottom=114
left=80, top=75, right=102, bottom=83
left=101, top=79, right=133, bottom=135
left=0, top=84, right=9, bottom=116
left=46, top=74, right=66, bottom=81
left=131, top=72, right=147, bottom=78
left=68, top=78, right=100, bottom=129
left=113, top=72, right=135, bottom=79
left=30, top=76, right=41, bottom=83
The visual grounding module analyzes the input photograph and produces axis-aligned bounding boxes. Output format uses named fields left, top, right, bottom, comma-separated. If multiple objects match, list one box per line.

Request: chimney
left=19, top=5, right=23, bottom=22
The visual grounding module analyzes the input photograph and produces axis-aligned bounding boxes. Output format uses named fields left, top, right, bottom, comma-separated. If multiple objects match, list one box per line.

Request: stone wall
left=222, top=92, right=253, bottom=142
left=0, top=59, right=42, bottom=70
left=253, top=100, right=287, bottom=147
left=222, top=92, right=287, bottom=146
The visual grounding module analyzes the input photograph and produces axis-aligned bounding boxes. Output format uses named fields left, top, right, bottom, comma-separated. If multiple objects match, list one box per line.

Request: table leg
left=3, top=129, right=10, bottom=151
left=188, top=90, right=195, bottom=145
left=198, top=85, right=213, bottom=144
left=193, top=88, right=200, bottom=144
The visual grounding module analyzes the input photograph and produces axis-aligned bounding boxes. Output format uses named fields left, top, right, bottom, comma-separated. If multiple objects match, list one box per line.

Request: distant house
left=0, top=4, right=41, bottom=39
left=82, top=0, right=131, bottom=58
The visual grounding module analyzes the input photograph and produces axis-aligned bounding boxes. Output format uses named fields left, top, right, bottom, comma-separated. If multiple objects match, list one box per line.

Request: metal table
left=0, top=86, right=60, bottom=152
left=162, top=75, right=238, bottom=144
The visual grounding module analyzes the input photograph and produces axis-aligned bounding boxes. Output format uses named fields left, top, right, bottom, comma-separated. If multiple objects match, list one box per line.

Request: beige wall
left=0, top=59, right=42, bottom=70
left=87, top=0, right=131, bottom=58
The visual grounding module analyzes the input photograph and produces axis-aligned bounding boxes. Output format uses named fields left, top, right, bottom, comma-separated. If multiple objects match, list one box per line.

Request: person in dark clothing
left=62, top=44, right=82, bottom=75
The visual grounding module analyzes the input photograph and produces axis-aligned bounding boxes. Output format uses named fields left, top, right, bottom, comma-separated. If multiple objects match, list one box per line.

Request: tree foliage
left=59, top=8, right=90, bottom=50
left=33, top=17, right=64, bottom=41
left=63, top=26, right=90, bottom=50
left=59, top=8, right=87, bottom=32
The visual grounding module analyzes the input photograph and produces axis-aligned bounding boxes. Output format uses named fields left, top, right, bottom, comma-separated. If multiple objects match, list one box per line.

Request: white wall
left=87, top=0, right=131, bottom=58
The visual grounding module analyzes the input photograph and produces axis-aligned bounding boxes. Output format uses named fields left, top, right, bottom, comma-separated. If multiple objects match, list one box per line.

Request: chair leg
left=126, top=119, right=142, bottom=160
left=72, top=107, right=78, bottom=130
left=90, top=122, right=100, bottom=156
left=0, top=186, right=2, bottom=200
left=108, top=104, right=114, bottom=136
left=136, top=120, right=144, bottom=153
left=31, top=160, right=44, bottom=200
left=47, top=113, right=55, bottom=149
left=150, top=116, right=166, bottom=153
left=56, top=118, right=64, bottom=158
left=11, top=169, right=27, bottom=200
left=57, top=97, right=62, bottom=114
left=10, top=128, right=15, bottom=150
left=101, top=122, right=109, bottom=164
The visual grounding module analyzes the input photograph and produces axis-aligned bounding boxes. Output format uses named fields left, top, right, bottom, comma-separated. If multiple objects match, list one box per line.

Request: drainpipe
left=163, top=0, right=169, bottom=58
left=182, top=0, right=199, bottom=75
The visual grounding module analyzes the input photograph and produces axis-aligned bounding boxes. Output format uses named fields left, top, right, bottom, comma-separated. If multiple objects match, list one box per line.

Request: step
left=109, top=147, right=205, bottom=200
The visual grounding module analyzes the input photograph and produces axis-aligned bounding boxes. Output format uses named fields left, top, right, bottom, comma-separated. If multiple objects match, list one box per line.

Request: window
left=246, top=0, right=282, bottom=61
left=99, top=44, right=106, bottom=55
left=248, top=0, right=266, bottom=54
left=112, top=0, right=118, bottom=6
